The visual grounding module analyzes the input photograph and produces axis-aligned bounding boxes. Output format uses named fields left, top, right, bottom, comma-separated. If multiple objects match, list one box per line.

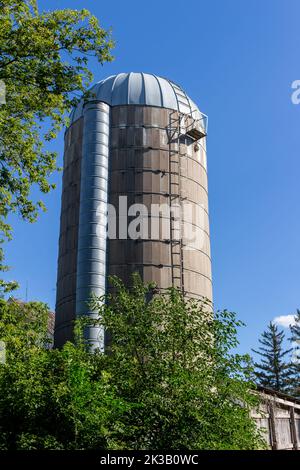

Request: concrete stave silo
left=54, top=72, right=212, bottom=349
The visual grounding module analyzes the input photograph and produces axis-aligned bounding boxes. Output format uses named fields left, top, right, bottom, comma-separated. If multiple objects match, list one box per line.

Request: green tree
left=0, top=1, right=114, bottom=292
left=91, top=274, right=265, bottom=450
left=289, top=310, right=300, bottom=397
left=252, top=322, right=294, bottom=393
left=0, top=298, right=127, bottom=450
left=0, top=277, right=266, bottom=450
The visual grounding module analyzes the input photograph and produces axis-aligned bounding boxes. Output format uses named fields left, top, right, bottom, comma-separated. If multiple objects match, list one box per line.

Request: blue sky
left=3, top=0, right=300, bottom=354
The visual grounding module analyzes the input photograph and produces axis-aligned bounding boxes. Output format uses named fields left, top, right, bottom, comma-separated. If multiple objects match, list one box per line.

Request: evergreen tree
left=289, top=310, right=300, bottom=397
left=252, top=322, right=294, bottom=393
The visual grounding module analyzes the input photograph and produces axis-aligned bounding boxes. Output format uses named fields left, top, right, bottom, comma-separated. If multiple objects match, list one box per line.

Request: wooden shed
left=252, top=386, right=300, bottom=450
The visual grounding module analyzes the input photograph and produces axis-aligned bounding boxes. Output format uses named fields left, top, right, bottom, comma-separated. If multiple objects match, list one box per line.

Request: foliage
left=0, top=0, right=114, bottom=292
left=252, top=322, right=294, bottom=393
left=90, top=274, right=265, bottom=450
left=0, top=276, right=265, bottom=450
left=0, top=298, right=127, bottom=450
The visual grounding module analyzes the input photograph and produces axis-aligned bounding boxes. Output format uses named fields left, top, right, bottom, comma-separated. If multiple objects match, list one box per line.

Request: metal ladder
left=168, top=110, right=185, bottom=294
left=167, top=84, right=207, bottom=293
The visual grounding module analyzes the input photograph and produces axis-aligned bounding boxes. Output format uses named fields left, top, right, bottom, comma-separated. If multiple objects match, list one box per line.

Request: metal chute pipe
left=75, top=101, right=110, bottom=351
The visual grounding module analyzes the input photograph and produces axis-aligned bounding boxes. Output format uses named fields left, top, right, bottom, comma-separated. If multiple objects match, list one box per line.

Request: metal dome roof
left=70, top=72, right=202, bottom=124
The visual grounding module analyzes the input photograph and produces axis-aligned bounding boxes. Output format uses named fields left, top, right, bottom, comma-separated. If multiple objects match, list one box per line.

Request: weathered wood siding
left=253, top=389, right=300, bottom=450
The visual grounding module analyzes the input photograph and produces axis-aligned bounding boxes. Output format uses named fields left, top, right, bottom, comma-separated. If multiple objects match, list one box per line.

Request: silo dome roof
left=70, top=72, right=202, bottom=124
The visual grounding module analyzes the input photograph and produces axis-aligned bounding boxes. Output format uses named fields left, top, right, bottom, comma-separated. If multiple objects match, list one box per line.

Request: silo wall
left=55, top=117, right=83, bottom=347
left=55, top=103, right=212, bottom=348
left=108, top=105, right=212, bottom=300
